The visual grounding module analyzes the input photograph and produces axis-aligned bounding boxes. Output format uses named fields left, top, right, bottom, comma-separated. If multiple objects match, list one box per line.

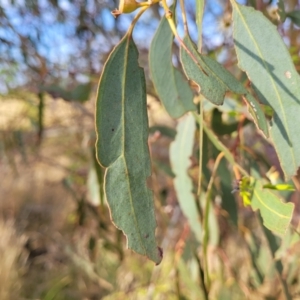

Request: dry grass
left=0, top=220, right=26, bottom=300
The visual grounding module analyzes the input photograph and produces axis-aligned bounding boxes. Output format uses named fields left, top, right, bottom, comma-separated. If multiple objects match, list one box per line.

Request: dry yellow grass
left=0, top=220, right=26, bottom=300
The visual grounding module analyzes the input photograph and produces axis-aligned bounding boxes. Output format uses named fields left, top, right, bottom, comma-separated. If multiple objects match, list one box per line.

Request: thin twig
left=197, top=99, right=204, bottom=197
left=128, top=6, right=149, bottom=36
left=179, top=0, right=188, bottom=33
left=161, top=0, right=208, bottom=75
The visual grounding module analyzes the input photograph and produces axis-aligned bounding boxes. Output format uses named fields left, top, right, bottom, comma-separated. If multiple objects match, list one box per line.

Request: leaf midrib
left=253, top=189, right=291, bottom=220
left=120, top=36, right=146, bottom=253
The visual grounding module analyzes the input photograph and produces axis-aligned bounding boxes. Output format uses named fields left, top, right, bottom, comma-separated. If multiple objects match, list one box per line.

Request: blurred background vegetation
left=1, top=0, right=300, bottom=299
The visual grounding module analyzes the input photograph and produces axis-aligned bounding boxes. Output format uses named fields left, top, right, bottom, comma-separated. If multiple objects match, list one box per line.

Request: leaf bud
left=112, top=0, right=141, bottom=18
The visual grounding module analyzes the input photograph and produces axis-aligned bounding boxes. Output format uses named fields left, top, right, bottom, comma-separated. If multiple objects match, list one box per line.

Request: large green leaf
left=95, top=33, right=162, bottom=264
left=149, top=9, right=196, bottom=118
left=170, top=114, right=202, bottom=239
left=232, top=2, right=300, bottom=179
left=251, top=180, right=294, bottom=235
left=180, top=36, right=269, bottom=137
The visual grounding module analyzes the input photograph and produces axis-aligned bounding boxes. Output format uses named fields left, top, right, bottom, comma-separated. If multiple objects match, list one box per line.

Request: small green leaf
left=263, top=183, right=295, bottom=191
left=170, top=114, right=202, bottom=239
left=149, top=125, right=176, bottom=139
left=244, top=93, right=269, bottom=137
left=277, top=0, right=286, bottom=22
left=251, top=180, right=294, bottom=235
left=41, top=82, right=91, bottom=102
left=149, top=8, right=196, bottom=118
left=286, top=10, right=300, bottom=27
left=218, top=158, right=238, bottom=226
left=181, top=36, right=269, bottom=137
left=233, top=3, right=300, bottom=179
left=95, top=33, right=162, bottom=264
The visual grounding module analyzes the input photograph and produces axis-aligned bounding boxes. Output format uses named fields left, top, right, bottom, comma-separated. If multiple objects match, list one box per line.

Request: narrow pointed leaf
left=170, top=114, right=202, bottom=239
left=232, top=3, right=300, bottom=179
left=149, top=10, right=196, bottom=118
left=263, top=183, right=295, bottom=191
left=181, top=36, right=269, bottom=137
left=277, top=0, right=286, bottom=22
left=244, top=92, right=269, bottom=137
left=251, top=180, right=294, bottom=235
left=196, top=0, right=205, bottom=51
left=95, top=33, right=162, bottom=264
left=217, top=159, right=238, bottom=226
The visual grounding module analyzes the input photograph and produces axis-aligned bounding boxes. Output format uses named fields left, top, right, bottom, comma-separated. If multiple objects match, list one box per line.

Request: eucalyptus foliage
left=95, top=2, right=299, bottom=294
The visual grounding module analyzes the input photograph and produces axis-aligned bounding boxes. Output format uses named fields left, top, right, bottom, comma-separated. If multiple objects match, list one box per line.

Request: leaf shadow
left=234, top=40, right=300, bottom=105
left=234, top=40, right=299, bottom=146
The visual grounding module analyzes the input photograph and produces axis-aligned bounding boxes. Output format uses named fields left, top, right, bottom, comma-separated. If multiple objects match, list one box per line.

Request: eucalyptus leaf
left=232, top=2, right=300, bottom=179
left=196, top=0, right=205, bottom=51
left=181, top=36, right=269, bottom=137
left=251, top=180, right=294, bottom=235
left=149, top=125, right=176, bottom=139
left=277, top=0, right=286, bottom=22
left=149, top=8, right=196, bottom=118
left=286, top=10, right=300, bottom=27
left=244, top=92, right=269, bottom=136
left=217, top=158, right=238, bottom=226
left=170, top=114, right=202, bottom=240
left=263, top=183, right=295, bottom=191
left=180, top=35, right=245, bottom=106
left=95, top=33, right=162, bottom=264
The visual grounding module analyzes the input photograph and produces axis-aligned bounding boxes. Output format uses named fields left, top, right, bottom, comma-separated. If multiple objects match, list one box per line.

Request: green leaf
left=286, top=10, right=300, bottom=27
left=277, top=0, right=286, bottom=22
left=217, top=158, right=238, bottom=226
left=170, top=114, right=202, bottom=239
left=95, top=33, right=162, bottom=264
left=41, top=82, right=91, bottom=102
left=180, top=35, right=245, bottom=106
left=196, top=0, right=205, bottom=51
left=149, top=9, right=196, bottom=118
left=258, top=217, right=292, bottom=299
left=211, top=108, right=240, bottom=135
left=149, top=125, right=176, bottom=139
left=251, top=180, right=294, bottom=235
left=263, top=183, right=295, bottom=191
left=181, top=36, right=269, bottom=137
left=92, top=148, right=105, bottom=207
left=243, top=92, right=269, bottom=137
left=232, top=3, right=300, bottom=179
